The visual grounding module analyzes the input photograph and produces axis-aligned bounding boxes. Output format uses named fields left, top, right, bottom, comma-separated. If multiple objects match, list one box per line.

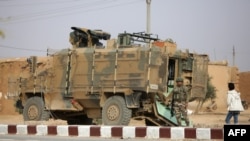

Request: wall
left=239, top=72, right=250, bottom=103
left=208, top=63, right=230, bottom=110
left=207, top=61, right=237, bottom=111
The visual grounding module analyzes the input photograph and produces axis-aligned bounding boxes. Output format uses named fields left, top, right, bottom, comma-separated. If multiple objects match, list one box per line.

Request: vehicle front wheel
left=23, top=96, right=49, bottom=121
left=102, top=96, right=131, bottom=125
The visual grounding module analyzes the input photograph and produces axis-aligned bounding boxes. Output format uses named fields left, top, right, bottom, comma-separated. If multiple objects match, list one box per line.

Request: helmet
left=176, top=77, right=183, bottom=82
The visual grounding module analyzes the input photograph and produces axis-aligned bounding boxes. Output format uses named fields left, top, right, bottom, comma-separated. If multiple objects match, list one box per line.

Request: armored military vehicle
left=9, top=27, right=209, bottom=126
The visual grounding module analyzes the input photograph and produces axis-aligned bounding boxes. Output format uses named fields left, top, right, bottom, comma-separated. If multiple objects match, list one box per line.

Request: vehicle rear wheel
left=102, top=96, right=131, bottom=125
left=23, top=96, right=49, bottom=121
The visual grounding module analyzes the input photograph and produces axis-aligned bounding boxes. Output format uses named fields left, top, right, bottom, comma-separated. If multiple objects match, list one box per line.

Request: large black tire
left=102, top=96, right=132, bottom=125
left=23, top=97, right=49, bottom=121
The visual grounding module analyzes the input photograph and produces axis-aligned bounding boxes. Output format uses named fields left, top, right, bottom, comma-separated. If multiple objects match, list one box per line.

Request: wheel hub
left=107, top=105, right=120, bottom=121
left=27, top=105, right=39, bottom=120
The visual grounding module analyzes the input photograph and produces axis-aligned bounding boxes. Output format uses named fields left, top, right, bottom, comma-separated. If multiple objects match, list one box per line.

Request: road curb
left=0, top=124, right=224, bottom=139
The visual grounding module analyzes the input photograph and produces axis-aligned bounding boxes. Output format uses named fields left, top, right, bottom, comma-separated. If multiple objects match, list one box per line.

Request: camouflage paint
left=10, top=28, right=209, bottom=126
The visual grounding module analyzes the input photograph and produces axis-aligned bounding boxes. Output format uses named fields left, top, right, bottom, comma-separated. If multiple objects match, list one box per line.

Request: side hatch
left=190, top=54, right=209, bottom=99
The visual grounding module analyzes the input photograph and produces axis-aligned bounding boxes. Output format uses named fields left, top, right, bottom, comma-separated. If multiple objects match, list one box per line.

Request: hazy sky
left=0, top=0, right=250, bottom=72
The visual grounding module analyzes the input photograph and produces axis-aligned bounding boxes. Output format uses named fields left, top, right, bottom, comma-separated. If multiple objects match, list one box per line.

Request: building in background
left=207, top=61, right=240, bottom=111
left=239, top=72, right=250, bottom=103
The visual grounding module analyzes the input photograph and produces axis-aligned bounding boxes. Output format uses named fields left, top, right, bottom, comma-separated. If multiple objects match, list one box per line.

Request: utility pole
left=233, top=45, right=235, bottom=66
left=146, top=0, right=151, bottom=34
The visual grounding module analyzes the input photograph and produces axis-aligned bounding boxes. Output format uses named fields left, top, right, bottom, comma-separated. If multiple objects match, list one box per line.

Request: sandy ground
left=190, top=111, right=250, bottom=127
left=0, top=115, right=67, bottom=125
left=129, top=110, right=250, bottom=128
left=1, top=109, right=250, bottom=127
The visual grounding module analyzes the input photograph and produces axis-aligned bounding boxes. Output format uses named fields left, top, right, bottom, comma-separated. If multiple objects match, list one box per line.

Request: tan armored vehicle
left=9, top=27, right=209, bottom=126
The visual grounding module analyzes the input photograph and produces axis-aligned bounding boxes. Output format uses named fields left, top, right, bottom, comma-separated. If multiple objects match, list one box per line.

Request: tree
left=204, top=77, right=217, bottom=101
left=201, top=77, right=217, bottom=109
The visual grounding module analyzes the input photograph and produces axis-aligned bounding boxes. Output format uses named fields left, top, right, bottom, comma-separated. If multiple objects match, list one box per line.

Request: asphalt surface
left=0, top=135, right=217, bottom=141
left=0, top=135, right=165, bottom=141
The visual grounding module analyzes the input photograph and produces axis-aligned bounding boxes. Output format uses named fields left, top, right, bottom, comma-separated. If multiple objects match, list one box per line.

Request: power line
left=0, top=0, right=112, bottom=23
left=1, top=0, right=142, bottom=24
left=0, top=44, right=47, bottom=52
left=6, top=0, right=107, bottom=20
left=0, top=0, right=81, bottom=7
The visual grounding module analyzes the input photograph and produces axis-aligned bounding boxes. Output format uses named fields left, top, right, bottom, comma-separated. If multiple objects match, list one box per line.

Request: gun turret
left=69, top=27, right=111, bottom=48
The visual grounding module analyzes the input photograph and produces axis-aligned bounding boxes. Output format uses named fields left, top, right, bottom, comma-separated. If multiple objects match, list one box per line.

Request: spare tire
left=23, top=96, right=49, bottom=121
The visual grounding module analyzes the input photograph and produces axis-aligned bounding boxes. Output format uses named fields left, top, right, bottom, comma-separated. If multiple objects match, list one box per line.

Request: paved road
left=0, top=135, right=174, bottom=141
left=0, top=135, right=211, bottom=141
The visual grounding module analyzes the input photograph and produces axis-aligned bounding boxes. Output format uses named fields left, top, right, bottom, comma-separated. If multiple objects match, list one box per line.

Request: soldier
left=166, top=77, right=190, bottom=126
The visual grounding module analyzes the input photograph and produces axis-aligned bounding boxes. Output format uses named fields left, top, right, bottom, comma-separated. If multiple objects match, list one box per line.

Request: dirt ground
left=0, top=115, right=68, bottom=125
